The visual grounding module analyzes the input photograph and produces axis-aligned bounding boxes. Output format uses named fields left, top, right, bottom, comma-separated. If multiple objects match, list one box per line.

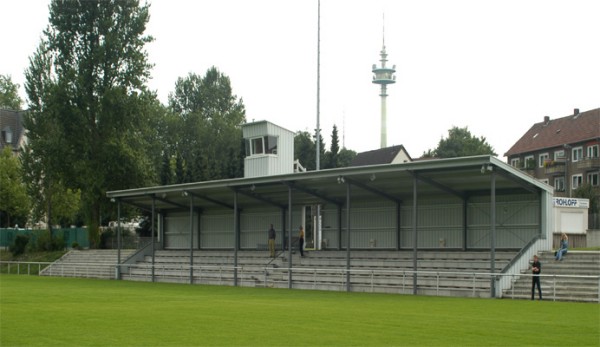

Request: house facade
left=350, top=145, right=412, bottom=166
left=504, top=108, right=600, bottom=201
left=0, top=109, right=26, bottom=155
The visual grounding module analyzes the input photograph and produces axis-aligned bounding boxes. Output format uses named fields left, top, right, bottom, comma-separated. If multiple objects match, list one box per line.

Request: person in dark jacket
left=298, top=226, right=305, bottom=257
left=531, top=255, right=542, bottom=300
left=268, top=224, right=276, bottom=258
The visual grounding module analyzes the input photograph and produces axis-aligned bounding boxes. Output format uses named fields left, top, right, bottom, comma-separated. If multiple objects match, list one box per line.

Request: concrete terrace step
left=40, top=249, right=136, bottom=279
left=121, top=250, right=512, bottom=298
left=502, top=251, right=600, bottom=302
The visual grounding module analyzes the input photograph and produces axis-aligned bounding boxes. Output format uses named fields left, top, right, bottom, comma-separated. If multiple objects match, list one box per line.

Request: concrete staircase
left=40, top=249, right=136, bottom=280
left=502, top=251, right=600, bottom=302
left=120, top=250, right=516, bottom=298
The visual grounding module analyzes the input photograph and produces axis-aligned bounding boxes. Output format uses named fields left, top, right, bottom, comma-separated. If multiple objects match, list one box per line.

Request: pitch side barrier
left=498, top=234, right=550, bottom=297
left=2, top=261, right=598, bottom=302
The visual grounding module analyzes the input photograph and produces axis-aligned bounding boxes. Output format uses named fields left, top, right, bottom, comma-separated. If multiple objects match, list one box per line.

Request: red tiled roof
left=504, top=108, right=600, bottom=157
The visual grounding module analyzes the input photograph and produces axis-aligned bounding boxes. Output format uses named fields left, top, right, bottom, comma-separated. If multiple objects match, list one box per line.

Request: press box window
left=245, top=136, right=278, bottom=156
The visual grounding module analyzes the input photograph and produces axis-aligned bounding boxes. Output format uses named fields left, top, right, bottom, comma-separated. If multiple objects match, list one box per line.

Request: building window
left=587, top=144, right=599, bottom=158
left=510, top=158, right=520, bottom=168
left=572, top=174, right=583, bottom=189
left=554, top=150, right=565, bottom=160
left=588, top=172, right=599, bottom=186
left=251, top=137, right=264, bottom=155
left=572, top=147, right=583, bottom=162
left=1, top=127, right=12, bottom=144
left=554, top=177, right=565, bottom=191
left=538, top=153, right=549, bottom=168
left=265, top=136, right=278, bottom=154
left=524, top=155, right=534, bottom=169
left=245, top=136, right=278, bottom=157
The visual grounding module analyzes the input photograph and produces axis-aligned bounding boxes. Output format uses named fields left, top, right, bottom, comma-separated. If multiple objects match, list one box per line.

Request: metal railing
left=3, top=260, right=598, bottom=302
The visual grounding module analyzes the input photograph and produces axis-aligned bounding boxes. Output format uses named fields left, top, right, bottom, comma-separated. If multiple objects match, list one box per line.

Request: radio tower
left=372, top=18, right=396, bottom=148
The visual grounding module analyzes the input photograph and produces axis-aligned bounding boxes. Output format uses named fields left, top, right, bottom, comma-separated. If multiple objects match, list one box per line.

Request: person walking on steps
left=298, top=226, right=305, bottom=257
left=531, top=254, right=542, bottom=300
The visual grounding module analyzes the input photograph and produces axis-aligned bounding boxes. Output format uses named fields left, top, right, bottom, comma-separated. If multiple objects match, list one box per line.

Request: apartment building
left=505, top=108, right=599, bottom=198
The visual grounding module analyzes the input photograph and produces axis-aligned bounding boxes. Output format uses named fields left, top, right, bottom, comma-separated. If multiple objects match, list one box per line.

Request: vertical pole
left=462, top=198, right=468, bottom=251
left=346, top=182, right=351, bottom=292
left=281, top=208, right=286, bottom=252
left=412, top=174, right=418, bottom=295
left=233, top=190, right=239, bottom=286
left=151, top=197, right=155, bottom=282
left=337, top=206, right=342, bottom=250
left=189, top=194, right=194, bottom=284
left=381, top=85, right=387, bottom=148
left=396, top=202, right=401, bottom=250
left=117, top=199, right=121, bottom=279
left=288, top=186, right=293, bottom=288
left=490, top=169, right=496, bottom=298
left=316, top=0, right=321, bottom=171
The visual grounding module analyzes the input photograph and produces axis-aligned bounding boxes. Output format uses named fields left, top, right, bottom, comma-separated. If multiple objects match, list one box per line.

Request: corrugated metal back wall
left=162, top=194, right=540, bottom=250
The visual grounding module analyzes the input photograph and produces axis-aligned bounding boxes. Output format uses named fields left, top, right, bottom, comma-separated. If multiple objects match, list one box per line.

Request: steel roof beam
left=185, top=191, right=234, bottom=210
left=414, top=173, right=466, bottom=199
left=153, top=195, right=190, bottom=210
left=234, top=188, right=287, bottom=210
left=344, top=176, right=402, bottom=204
left=284, top=181, right=343, bottom=207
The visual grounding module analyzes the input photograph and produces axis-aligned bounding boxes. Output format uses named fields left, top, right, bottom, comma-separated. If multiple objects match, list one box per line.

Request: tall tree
left=23, top=0, right=156, bottom=247
left=167, top=67, right=246, bottom=182
left=325, top=125, right=340, bottom=169
left=423, top=126, right=496, bottom=158
left=294, top=131, right=316, bottom=171
left=0, top=147, right=30, bottom=228
left=337, top=148, right=357, bottom=168
left=0, top=74, right=23, bottom=110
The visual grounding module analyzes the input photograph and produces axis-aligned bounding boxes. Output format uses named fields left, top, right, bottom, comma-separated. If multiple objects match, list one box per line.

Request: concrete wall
left=585, top=230, right=600, bottom=247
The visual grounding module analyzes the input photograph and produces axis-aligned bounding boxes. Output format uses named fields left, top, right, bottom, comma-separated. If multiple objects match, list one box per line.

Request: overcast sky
left=1, top=0, right=599, bottom=159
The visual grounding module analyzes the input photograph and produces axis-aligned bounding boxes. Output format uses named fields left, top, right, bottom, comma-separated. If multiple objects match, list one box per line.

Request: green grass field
left=1, top=275, right=598, bottom=347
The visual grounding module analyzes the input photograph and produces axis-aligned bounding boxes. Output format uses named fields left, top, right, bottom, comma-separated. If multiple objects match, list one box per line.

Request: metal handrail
left=3, top=260, right=598, bottom=302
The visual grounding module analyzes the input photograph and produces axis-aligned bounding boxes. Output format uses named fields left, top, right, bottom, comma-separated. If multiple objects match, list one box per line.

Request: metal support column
left=233, top=190, right=239, bottom=286
left=281, top=208, right=286, bottom=252
left=288, top=186, right=293, bottom=288
left=412, top=175, right=418, bottom=295
left=462, top=198, right=468, bottom=251
left=396, top=202, right=401, bottom=250
left=189, top=194, right=194, bottom=284
left=116, top=199, right=121, bottom=279
left=346, top=182, right=351, bottom=292
left=151, top=197, right=156, bottom=282
left=337, top=206, right=342, bottom=250
left=490, top=170, right=497, bottom=297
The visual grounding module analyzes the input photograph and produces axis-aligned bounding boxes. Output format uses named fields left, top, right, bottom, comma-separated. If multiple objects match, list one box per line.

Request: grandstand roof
left=107, top=155, right=551, bottom=213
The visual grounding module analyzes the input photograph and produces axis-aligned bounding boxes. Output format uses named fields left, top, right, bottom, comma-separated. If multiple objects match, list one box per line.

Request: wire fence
left=2, top=260, right=598, bottom=302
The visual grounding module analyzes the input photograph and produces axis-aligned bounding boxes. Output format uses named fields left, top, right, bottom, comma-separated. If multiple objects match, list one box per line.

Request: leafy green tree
left=423, top=126, right=496, bottom=158
left=324, top=125, right=340, bottom=169
left=0, top=147, right=30, bottom=228
left=0, top=74, right=23, bottom=110
left=337, top=148, right=357, bottom=168
left=295, top=131, right=316, bottom=171
left=168, top=67, right=246, bottom=182
left=23, top=0, right=156, bottom=247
